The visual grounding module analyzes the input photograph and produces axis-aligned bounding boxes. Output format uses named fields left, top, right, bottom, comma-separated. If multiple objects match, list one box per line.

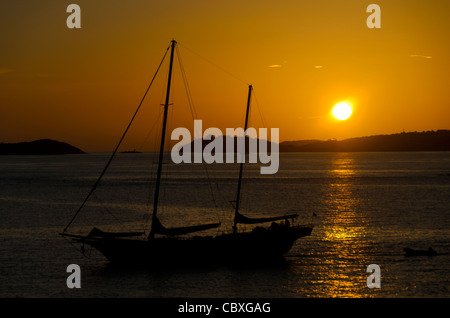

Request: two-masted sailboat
left=60, top=40, right=313, bottom=267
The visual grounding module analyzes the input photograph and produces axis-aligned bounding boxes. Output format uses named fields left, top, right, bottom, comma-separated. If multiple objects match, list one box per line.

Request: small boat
left=60, top=40, right=313, bottom=267
left=404, top=247, right=437, bottom=257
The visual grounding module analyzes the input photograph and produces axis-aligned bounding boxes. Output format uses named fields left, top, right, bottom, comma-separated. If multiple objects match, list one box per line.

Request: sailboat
left=60, top=40, right=313, bottom=267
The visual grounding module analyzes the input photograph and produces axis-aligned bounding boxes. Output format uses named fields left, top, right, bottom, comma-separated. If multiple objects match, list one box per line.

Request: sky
left=1, top=0, right=449, bottom=152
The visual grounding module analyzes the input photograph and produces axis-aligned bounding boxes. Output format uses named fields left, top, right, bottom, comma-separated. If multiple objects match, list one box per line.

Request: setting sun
left=332, top=103, right=352, bottom=120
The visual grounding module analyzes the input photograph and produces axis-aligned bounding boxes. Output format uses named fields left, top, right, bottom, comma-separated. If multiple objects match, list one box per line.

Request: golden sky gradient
left=1, top=0, right=449, bottom=152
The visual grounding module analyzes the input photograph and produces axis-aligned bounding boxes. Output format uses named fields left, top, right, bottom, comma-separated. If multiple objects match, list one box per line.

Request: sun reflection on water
left=309, top=154, right=379, bottom=297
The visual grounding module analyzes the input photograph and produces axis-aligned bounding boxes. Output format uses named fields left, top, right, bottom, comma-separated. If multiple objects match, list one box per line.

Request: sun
left=332, top=102, right=352, bottom=120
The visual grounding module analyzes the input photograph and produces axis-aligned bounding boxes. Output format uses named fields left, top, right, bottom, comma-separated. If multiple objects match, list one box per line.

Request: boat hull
left=72, top=226, right=312, bottom=267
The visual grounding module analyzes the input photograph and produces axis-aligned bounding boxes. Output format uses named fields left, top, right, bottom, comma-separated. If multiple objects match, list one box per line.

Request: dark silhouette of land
left=182, top=130, right=450, bottom=153
left=2, top=130, right=449, bottom=155
left=279, top=130, right=450, bottom=152
left=0, top=139, right=85, bottom=155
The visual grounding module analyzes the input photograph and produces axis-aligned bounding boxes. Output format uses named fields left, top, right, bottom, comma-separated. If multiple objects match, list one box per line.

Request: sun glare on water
left=332, top=102, right=352, bottom=120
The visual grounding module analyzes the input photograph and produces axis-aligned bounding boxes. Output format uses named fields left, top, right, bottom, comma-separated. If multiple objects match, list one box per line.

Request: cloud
left=268, top=60, right=288, bottom=68
left=409, top=54, right=432, bottom=59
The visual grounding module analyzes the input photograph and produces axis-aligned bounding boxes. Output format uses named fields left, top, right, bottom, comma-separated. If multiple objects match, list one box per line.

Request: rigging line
left=146, top=115, right=163, bottom=210
left=251, top=88, right=268, bottom=129
left=142, top=110, right=164, bottom=234
left=176, top=45, right=197, bottom=119
left=63, top=44, right=171, bottom=232
left=160, top=58, right=178, bottom=221
left=91, top=191, right=127, bottom=229
left=102, top=203, right=127, bottom=229
left=176, top=44, right=221, bottom=209
left=177, top=42, right=249, bottom=87
left=62, top=235, right=92, bottom=259
left=159, top=79, right=174, bottom=222
left=204, top=165, right=219, bottom=208
left=137, top=105, right=163, bottom=150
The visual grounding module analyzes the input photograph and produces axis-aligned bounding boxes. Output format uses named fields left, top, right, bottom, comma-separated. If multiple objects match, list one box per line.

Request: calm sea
left=0, top=152, right=449, bottom=298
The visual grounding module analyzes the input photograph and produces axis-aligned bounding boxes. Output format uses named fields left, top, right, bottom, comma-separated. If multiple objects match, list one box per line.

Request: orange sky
left=1, top=0, right=449, bottom=152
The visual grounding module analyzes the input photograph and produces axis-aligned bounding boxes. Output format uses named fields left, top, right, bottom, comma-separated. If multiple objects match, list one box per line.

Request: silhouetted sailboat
left=60, top=40, right=312, bottom=267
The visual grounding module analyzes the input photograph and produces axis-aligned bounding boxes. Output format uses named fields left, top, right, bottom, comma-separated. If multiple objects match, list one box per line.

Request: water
left=0, top=152, right=449, bottom=298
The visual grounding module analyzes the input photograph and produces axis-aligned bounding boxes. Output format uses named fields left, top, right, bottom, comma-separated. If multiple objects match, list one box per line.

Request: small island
left=0, top=139, right=86, bottom=155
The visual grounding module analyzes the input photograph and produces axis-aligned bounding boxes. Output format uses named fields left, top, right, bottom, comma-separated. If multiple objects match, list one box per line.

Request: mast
left=233, top=84, right=252, bottom=233
left=149, top=40, right=176, bottom=239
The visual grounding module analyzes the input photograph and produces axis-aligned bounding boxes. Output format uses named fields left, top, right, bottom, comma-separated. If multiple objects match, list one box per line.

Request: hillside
left=3, top=130, right=448, bottom=155
left=0, top=139, right=86, bottom=155
left=279, top=130, right=450, bottom=152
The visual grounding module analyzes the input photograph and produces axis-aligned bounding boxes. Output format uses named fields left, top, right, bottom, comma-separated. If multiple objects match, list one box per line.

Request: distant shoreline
left=279, top=130, right=450, bottom=152
left=184, top=130, right=450, bottom=153
left=1, top=130, right=449, bottom=155
left=0, top=139, right=85, bottom=155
